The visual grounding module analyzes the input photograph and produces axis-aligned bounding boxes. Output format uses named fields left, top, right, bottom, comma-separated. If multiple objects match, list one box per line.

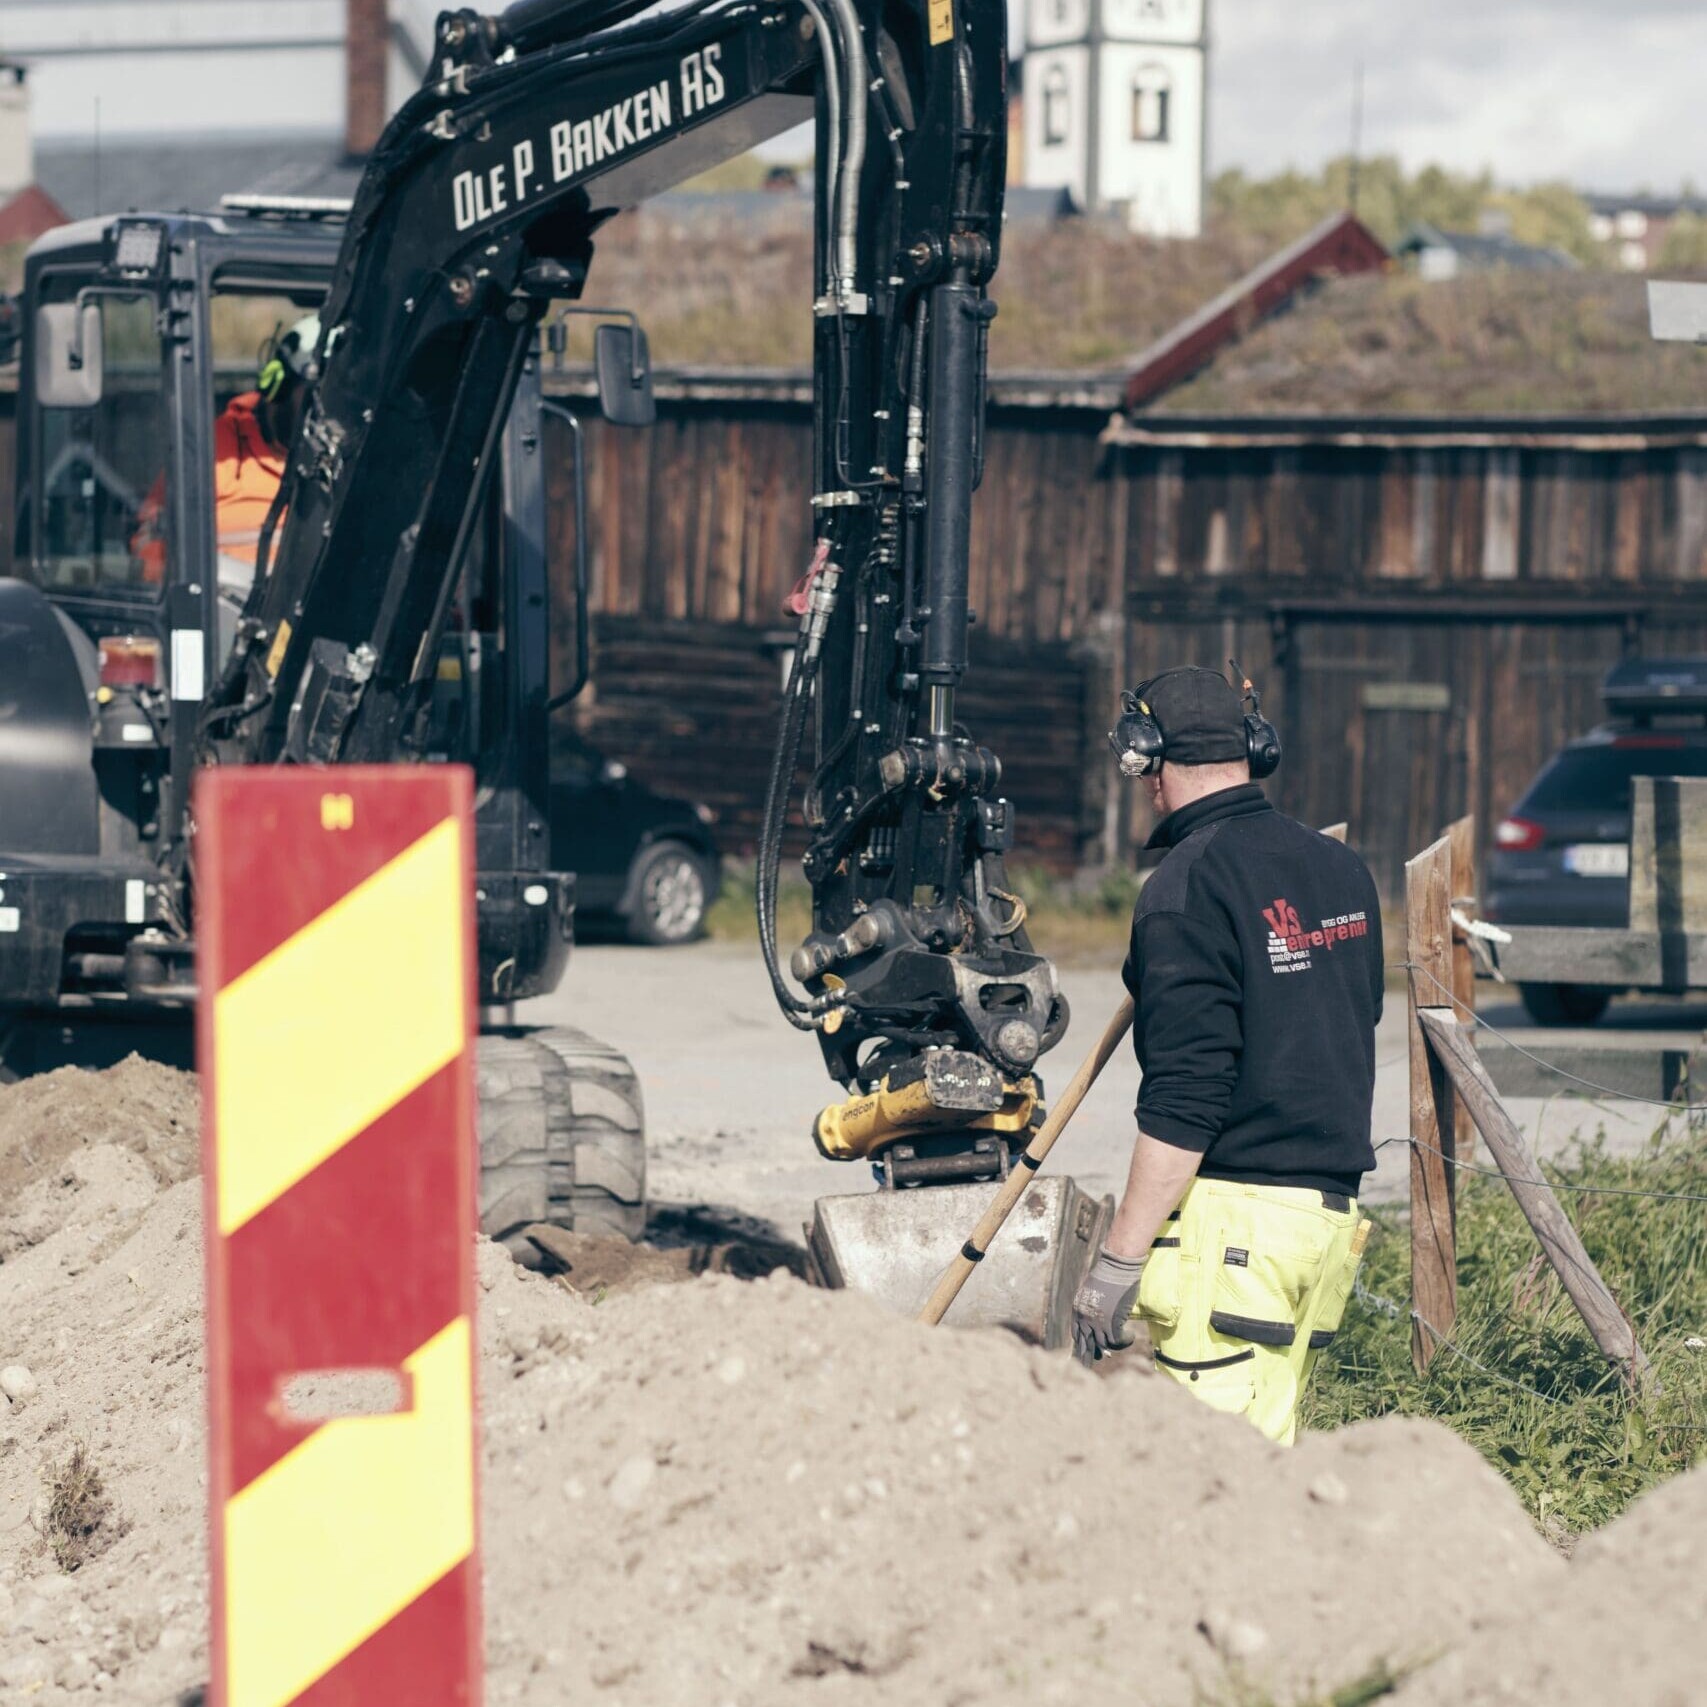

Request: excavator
left=0, top=0, right=1099, bottom=1335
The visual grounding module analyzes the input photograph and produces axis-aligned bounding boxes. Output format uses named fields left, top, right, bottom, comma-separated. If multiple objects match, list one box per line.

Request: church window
left=1042, top=64, right=1070, bottom=145
left=1131, top=62, right=1171, bottom=143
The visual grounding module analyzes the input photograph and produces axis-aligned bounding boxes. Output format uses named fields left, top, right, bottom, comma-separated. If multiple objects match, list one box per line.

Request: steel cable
left=1396, top=960, right=1707, bottom=1112
left=1370, top=1135, right=1707, bottom=1204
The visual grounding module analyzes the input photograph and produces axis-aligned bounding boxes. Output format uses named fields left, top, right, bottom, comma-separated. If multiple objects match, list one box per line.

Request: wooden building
left=4, top=373, right=1706, bottom=902
left=547, top=375, right=1707, bottom=901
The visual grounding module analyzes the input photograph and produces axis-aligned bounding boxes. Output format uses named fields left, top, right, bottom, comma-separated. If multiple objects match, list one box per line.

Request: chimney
left=345, top=0, right=388, bottom=159
left=0, top=62, right=32, bottom=201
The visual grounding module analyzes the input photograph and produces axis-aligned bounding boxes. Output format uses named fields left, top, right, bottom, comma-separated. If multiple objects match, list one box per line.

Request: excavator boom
left=204, top=0, right=1067, bottom=1171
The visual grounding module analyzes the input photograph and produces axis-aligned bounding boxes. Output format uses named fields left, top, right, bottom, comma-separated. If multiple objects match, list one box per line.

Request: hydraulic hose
left=756, top=634, right=819, bottom=1028
left=821, top=0, right=867, bottom=303
left=494, top=0, right=662, bottom=55
left=796, top=0, right=842, bottom=286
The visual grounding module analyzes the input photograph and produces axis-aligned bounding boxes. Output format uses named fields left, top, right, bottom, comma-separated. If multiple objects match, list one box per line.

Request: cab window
left=31, top=289, right=168, bottom=594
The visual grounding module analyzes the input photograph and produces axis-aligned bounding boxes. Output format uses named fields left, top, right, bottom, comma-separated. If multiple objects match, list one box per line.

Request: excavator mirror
left=35, top=301, right=105, bottom=409
left=594, top=322, right=655, bottom=427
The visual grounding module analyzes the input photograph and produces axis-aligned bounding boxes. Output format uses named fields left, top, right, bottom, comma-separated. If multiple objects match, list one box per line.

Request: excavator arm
left=201, top=0, right=1066, bottom=1169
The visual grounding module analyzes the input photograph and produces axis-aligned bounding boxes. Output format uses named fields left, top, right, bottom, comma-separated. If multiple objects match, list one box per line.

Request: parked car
left=550, top=734, right=722, bottom=944
left=1483, top=657, right=1707, bottom=1025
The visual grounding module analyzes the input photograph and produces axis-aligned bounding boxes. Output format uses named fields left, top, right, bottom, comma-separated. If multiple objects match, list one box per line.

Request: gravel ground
left=520, top=942, right=1703, bottom=1239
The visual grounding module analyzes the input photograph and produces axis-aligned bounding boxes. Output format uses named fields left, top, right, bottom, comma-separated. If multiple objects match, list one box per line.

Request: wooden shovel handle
left=917, top=995, right=1136, bottom=1327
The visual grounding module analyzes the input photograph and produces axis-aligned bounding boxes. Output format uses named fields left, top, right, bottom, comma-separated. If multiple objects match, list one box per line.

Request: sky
left=752, top=0, right=1707, bottom=196
left=9, top=0, right=1703, bottom=196
left=1199, top=0, right=1707, bottom=193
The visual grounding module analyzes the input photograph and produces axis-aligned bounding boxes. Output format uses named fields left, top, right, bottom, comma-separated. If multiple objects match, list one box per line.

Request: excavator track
left=475, top=1026, right=646, bottom=1251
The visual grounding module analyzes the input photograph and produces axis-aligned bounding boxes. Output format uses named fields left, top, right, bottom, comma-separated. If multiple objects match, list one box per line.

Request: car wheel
left=1518, top=983, right=1611, bottom=1027
left=626, top=841, right=711, bottom=945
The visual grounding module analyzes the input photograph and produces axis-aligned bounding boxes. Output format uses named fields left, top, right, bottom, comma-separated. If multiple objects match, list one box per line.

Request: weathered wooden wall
left=541, top=389, right=1707, bottom=896
left=578, top=616, right=1095, bottom=865
left=7, top=375, right=1707, bottom=898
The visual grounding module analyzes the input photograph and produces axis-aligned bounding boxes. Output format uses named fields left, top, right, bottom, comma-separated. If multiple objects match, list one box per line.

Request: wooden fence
left=1403, top=818, right=1648, bottom=1382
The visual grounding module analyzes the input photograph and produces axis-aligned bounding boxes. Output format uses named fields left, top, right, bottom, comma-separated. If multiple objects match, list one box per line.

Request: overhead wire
left=1369, top=1135, right=1707, bottom=1204
left=1398, top=959, right=1707, bottom=1112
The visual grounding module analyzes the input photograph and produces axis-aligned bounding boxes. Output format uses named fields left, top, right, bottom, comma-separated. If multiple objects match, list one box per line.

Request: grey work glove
left=1072, top=1247, right=1145, bottom=1366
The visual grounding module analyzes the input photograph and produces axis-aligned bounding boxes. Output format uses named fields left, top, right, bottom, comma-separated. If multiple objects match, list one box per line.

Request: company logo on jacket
left=1262, top=897, right=1370, bottom=973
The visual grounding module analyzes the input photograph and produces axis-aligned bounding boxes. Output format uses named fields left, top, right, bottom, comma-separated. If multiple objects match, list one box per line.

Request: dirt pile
left=0, top=1057, right=198, bottom=1261
left=1393, top=1462, right=1707, bottom=1707
left=0, top=1062, right=1690, bottom=1705
left=0, top=1063, right=207, bottom=1703
left=477, top=1276, right=1559, bottom=1707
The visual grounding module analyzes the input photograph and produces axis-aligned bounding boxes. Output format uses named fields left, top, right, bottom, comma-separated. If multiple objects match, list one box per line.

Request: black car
left=1483, top=657, right=1707, bottom=1025
left=549, top=734, right=722, bottom=944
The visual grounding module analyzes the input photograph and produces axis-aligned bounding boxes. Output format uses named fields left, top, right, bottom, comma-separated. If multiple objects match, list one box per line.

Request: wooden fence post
left=1407, top=833, right=1458, bottom=1373
left=1447, top=815, right=1478, bottom=1166
left=1417, top=1009, right=1650, bottom=1382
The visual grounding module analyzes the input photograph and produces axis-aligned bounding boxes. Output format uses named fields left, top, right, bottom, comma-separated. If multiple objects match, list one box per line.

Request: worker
left=133, top=312, right=318, bottom=594
left=1072, top=665, right=1382, bottom=1445
left=214, top=314, right=319, bottom=598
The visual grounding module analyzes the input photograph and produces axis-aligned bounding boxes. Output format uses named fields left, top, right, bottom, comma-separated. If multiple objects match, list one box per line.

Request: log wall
left=6, top=377, right=1707, bottom=899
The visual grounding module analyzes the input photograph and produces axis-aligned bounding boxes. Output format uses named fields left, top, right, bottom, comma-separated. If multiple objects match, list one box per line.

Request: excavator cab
left=0, top=203, right=649, bottom=1249
left=2, top=205, right=575, bottom=1042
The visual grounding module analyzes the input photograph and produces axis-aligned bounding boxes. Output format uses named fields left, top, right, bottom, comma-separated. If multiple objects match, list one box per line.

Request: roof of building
left=1582, top=190, right=1707, bottom=219
left=1120, top=211, right=1389, bottom=411
left=1396, top=220, right=1577, bottom=273
left=1139, top=267, right=1707, bottom=417
left=34, top=133, right=358, bottom=226
left=0, top=184, right=70, bottom=246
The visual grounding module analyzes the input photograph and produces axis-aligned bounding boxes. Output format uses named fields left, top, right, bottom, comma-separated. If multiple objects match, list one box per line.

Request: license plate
left=1563, top=843, right=1628, bottom=878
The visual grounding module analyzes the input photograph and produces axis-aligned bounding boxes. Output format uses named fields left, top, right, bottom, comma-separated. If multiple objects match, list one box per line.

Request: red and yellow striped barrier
left=197, top=768, right=482, bottom=1707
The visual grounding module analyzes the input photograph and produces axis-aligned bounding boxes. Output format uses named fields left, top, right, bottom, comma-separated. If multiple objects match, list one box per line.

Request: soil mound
left=0, top=1063, right=1681, bottom=1705
left=0, top=1057, right=198, bottom=1260
left=479, top=1273, right=1556, bottom=1707
left=1394, top=1460, right=1707, bottom=1707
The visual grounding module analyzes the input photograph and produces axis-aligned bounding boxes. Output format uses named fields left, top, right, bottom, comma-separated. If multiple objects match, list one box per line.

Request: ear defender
left=1231, top=659, right=1282, bottom=779
left=1108, top=689, right=1166, bottom=778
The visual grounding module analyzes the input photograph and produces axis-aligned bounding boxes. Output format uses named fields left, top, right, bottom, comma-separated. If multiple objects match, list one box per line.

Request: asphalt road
left=521, top=942, right=1703, bottom=1241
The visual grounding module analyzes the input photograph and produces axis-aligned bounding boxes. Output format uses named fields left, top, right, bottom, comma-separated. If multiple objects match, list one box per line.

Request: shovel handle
left=917, top=994, right=1136, bottom=1327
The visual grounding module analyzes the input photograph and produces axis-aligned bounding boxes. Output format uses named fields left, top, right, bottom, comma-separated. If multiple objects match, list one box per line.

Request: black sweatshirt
left=1121, top=785, right=1384, bottom=1196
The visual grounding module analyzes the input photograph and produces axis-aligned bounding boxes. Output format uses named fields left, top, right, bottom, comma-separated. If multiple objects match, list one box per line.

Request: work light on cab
left=105, top=218, right=170, bottom=281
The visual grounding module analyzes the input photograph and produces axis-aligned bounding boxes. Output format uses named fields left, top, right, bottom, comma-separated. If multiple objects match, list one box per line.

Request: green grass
left=1197, top=1658, right=1415, bottom=1707
left=1302, top=1125, right=1707, bottom=1540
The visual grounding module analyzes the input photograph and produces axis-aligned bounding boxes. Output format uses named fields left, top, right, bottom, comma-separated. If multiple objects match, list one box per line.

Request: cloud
left=1206, top=0, right=1707, bottom=190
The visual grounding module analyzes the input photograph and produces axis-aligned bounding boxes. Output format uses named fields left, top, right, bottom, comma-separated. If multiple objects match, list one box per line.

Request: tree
left=1656, top=213, right=1707, bottom=272
left=1209, top=160, right=1598, bottom=266
left=1488, top=182, right=1599, bottom=264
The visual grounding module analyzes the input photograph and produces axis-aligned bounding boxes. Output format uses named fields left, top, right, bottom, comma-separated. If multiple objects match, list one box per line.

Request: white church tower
left=1022, top=0, right=1208, bottom=238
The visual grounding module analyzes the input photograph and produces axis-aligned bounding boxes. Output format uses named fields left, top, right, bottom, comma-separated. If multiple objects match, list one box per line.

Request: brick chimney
left=0, top=62, right=31, bottom=200
left=345, top=0, right=388, bottom=159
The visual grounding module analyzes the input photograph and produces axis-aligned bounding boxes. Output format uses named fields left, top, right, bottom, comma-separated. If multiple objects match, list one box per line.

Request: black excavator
left=1, top=0, right=1096, bottom=1331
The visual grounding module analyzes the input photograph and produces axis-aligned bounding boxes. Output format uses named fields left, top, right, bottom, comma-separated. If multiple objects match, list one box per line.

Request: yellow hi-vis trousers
left=1134, top=1177, right=1371, bottom=1446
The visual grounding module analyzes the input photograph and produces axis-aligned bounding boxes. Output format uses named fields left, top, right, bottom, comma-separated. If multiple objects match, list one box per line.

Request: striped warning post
left=197, top=768, right=482, bottom=1707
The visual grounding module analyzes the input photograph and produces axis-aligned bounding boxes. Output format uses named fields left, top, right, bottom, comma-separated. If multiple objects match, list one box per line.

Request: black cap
left=1133, top=666, right=1248, bottom=765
